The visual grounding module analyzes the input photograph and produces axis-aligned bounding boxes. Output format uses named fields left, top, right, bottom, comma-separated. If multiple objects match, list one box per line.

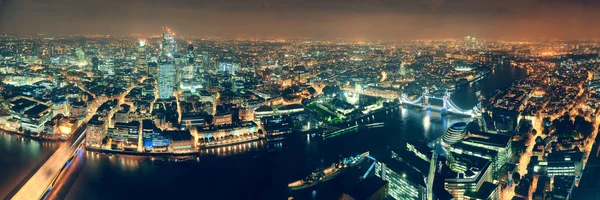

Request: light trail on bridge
left=10, top=126, right=87, bottom=200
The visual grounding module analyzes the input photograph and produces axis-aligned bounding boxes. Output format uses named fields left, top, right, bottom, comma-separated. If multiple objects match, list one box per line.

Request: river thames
left=1, top=64, right=527, bottom=199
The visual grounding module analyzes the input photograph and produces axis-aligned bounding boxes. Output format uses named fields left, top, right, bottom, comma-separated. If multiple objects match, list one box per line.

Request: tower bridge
left=341, top=87, right=481, bottom=117
left=400, top=90, right=480, bottom=117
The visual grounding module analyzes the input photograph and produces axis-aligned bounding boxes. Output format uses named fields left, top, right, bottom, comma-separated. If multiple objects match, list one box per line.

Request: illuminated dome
left=442, top=122, right=468, bottom=146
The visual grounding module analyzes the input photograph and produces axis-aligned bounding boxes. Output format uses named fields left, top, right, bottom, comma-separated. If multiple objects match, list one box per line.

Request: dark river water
left=0, top=64, right=527, bottom=200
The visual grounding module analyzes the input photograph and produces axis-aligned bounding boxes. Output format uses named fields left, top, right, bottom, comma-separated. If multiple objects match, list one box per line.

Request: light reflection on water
left=0, top=132, right=58, bottom=197
left=423, top=110, right=431, bottom=137
left=199, top=140, right=268, bottom=156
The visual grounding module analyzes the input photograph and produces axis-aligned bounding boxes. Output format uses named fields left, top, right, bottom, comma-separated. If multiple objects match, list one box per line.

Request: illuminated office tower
left=174, top=55, right=186, bottom=87
left=219, top=59, right=238, bottom=75
left=73, top=47, right=87, bottom=67
left=399, top=63, right=407, bottom=75
left=158, top=59, right=175, bottom=99
left=92, top=57, right=100, bottom=71
left=157, top=30, right=176, bottom=99
left=187, top=42, right=194, bottom=56
left=443, top=156, right=494, bottom=199
left=86, top=116, right=106, bottom=148
left=199, top=52, right=211, bottom=72
left=161, top=32, right=177, bottom=58
left=148, top=62, right=158, bottom=75
left=180, top=42, right=200, bottom=91
left=186, top=42, right=196, bottom=76
left=449, top=131, right=512, bottom=179
left=98, top=58, right=115, bottom=76
left=182, top=64, right=194, bottom=80
left=137, top=40, right=147, bottom=72
left=425, top=122, right=500, bottom=199
left=375, top=161, right=427, bottom=200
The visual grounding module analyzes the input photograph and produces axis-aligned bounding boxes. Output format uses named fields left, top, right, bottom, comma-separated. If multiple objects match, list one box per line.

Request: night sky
left=1, top=0, right=599, bottom=39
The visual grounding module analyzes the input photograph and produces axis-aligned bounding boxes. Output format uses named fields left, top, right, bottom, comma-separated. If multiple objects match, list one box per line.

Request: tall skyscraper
left=187, top=42, right=194, bottom=53
left=219, top=59, right=238, bottom=75
left=186, top=42, right=195, bottom=67
left=158, top=58, right=175, bottom=99
left=180, top=42, right=199, bottom=91
left=158, top=31, right=177, bottom=99
left=92, top=57, right=100, bottom=71
left=399, top=63, right=407, bottom=75
left=98, top=58, right=115, bottom=76
left=137, top=40, right=147, bottom=72
left=160, top=32, right=177, bottom=59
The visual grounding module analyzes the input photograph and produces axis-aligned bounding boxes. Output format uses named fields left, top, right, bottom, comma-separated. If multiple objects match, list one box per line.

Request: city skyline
left=2, top=1, right=600, bottom=199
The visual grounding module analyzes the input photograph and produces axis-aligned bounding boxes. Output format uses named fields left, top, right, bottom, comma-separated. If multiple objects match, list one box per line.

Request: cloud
left=0, top=0, right=599, bottom=39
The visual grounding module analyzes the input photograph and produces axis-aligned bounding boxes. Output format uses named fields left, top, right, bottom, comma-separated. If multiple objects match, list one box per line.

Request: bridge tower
left=422, top=87, right=430, bottom=109
left=474, top=101, right=488, bottom=132
left=440, top=90, right=451, bottom=115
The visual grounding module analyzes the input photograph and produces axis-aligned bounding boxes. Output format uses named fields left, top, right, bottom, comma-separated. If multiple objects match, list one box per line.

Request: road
left=501, top=79, right=598, bottom=199
left=107, top=76, right=147, bottom=126
left=61, top=71, right=97, bottom=99
left=10, top=125, right=87, bottom=200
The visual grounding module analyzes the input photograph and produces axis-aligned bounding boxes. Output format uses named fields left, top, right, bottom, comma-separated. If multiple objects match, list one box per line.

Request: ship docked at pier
left=287, top=152, right=370, bottom=191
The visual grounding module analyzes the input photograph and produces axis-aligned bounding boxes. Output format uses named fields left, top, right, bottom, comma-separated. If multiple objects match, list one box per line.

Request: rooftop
left=115, top=121, right=140, bottom=128
left=465, top=182, right=498, bottom=199
left=343, top=176, right=387, bottom=200
left=24, top=104, right=50, bottom=117
left=442, top=153, right=491, bottom=183
left=255, top=105, right=273, bottom=112
left=463, top=131, right=512, bottom=149
left=10, top=98, right=37, bottom=113
left=377, top=156, right=427, bottom=186
left=279, top=104, right=304, bottom=111
left=162, top=130, right=193, bottom=141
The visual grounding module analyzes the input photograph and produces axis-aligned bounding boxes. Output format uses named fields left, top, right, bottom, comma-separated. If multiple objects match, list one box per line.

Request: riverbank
left=455, top=69, right=492, bottom=88
left=0, top=128, right=70, bottom=142
left=0, top=128, right=44, bottom=140
left=85, top=137, right=265, bottom=157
